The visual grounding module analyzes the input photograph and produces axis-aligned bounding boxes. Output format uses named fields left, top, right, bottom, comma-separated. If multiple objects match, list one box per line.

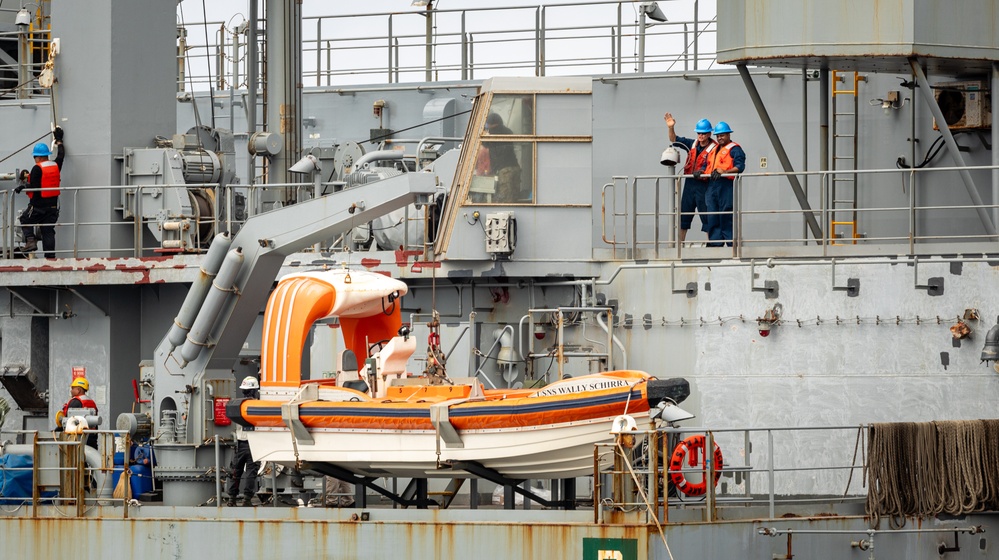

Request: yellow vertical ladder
left=830, top=70, right=865, bottom=245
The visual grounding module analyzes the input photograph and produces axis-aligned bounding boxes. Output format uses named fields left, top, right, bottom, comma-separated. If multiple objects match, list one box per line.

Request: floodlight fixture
left=640, top=2, right=667, bottom=23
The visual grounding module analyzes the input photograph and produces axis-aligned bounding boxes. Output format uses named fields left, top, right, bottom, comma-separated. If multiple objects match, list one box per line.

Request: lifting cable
left=0, top=132, right=51, bottom=166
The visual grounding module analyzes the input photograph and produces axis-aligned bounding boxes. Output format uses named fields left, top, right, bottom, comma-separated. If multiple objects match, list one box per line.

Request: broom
left=113, top=466, right=130, bottom=500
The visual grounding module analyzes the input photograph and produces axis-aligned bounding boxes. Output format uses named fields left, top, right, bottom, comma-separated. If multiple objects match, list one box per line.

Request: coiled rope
left=866, top=420, right=999, bottom=528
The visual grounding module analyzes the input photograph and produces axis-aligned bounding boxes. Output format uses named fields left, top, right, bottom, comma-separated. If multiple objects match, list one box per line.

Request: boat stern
left=646, top=377, right=690, bottom=408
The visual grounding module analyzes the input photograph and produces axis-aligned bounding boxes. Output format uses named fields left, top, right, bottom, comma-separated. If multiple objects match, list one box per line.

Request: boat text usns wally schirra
left=1, top=1, right=999, bottom=559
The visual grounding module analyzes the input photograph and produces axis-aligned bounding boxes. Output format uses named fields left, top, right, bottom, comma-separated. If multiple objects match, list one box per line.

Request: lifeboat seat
left=336, top=349, right=368, bottom=392
left=374, top=336, right=417, bottom=376
left=364, top=335, right=417, bottom=397
left=339, top=349, right=359, bottom=373
left=342, top=379, right=369, bottom=393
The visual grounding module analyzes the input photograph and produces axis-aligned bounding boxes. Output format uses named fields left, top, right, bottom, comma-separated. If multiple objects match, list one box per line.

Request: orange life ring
left=668, top=435, right=724, bottom=497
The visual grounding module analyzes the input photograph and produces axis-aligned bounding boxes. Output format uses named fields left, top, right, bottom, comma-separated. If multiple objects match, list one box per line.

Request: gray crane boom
left=147, top=171, right=438, bottom=443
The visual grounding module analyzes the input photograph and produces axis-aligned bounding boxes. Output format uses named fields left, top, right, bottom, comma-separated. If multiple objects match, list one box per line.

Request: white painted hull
left=247, top=414, right=652, bottom=479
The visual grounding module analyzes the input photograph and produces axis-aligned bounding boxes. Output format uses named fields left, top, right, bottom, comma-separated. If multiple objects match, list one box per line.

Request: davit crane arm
left=142, top=171, right=438, bottom=445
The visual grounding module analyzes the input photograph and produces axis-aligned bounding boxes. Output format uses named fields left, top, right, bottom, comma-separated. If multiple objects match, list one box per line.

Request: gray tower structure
left=40, top=0, right=179, bottom=431
left=52, top=0, right=177, bottom=254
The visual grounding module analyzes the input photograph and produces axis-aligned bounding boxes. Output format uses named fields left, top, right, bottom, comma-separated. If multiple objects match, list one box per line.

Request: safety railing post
left=387, top=15, right=393, bottom=83
left=693, top=0, right=699, bottom=70
left=31, top=432, right=39, bottom=516
left=767, top=428, right=776, bottom=519
left=734, top=175, right=742, bottom=258
left=134, top=185, right=143, bottom=257
left=460, top=13, right=467, bottom=80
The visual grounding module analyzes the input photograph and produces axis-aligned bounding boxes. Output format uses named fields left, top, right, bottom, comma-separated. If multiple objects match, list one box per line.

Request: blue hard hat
left=694, top=119, right=713, bottom=134
left=713, top=121, right=733, bottom=135
left=32, top=142, right=51, bottom=157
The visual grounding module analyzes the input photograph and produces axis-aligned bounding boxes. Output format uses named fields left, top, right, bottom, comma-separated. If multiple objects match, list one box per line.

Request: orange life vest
left=683, top=140, right=717, bottom=176
left=31, top=160, right=60, bottom=199
left=62, top=395, right=98, bottom=417
left=705, top=141, right=741, bottom=180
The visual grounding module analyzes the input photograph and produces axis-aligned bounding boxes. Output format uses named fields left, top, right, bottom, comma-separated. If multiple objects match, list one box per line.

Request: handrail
left=602, top=164, right=999, bottom=260
left=177, top=1, right=719, bottom=91
left=4, top=162, right=999, bottom=262
left=595, top=424, right=870, bottom=524
left=1, top=181, right=325, bottom=260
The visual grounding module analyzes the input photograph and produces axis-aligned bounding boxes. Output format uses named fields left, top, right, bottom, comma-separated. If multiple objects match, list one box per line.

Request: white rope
left=615, top=441, right=675, bottom=560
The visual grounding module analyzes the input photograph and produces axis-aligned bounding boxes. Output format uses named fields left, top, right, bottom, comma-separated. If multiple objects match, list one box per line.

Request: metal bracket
left=913, top=258, right=944, bottom=296
left=280, top=383, right=318, bottom=446
left=750, top=260, right=779, bottom=299
left=670, top=263, right=697, bottom=297
left=64, top=287, right=108, bottom=316
left=430, top=399, right=465, bottom=449
left=830, top=259, right=860, bottom=297
left=6, top=287, right=48, bottom=317
left=938, top=530, right=962, bottom=555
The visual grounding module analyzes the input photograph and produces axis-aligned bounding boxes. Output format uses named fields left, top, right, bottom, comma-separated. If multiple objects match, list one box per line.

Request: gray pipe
left=993, top=63, right=999, bottom=231
left=595, top=311, right=626, bottom=371
left=166, top=232, right=232, bottom=352
left=84, top=445, right=113, bottom=499
left=909, top=58, right=996, bottom=237
left=180, top=247, right=245, bottom=366
left=353, top=150, right=405, bottom=170
left=246, top=0, right=258, bottom=192
left=265, top=0, right=302, bottom=190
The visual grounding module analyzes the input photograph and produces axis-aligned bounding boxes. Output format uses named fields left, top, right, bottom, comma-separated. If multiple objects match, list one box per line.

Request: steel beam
left=449, top=460, right=564, bottom=509
left=308, top=462, right=432, bottom=508
left=909, top=58, right=996, bottom=237
left=737, top=64, right=823, bottom=242
left=154, top=172, right=436, bottom=376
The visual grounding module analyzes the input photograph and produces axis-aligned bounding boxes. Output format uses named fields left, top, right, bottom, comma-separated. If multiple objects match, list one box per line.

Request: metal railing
left=595, top=424, right=869, bottom=524
left=601, top=164, right=999, bottom=260
left=0, top=29, right=52, bottom=99
left=5, top=163, right=999, bottom=261
left=5, top=3, right=719, bottom=98
left=0, top=430, right=140, bottom=517
left=179, top=1, right=718, bottom=91
left=1, top=180, right=412, bottom=259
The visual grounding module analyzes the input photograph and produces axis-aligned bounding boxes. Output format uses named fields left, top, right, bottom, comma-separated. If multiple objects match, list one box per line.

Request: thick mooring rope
left=866, top=420, right=999, bottom=528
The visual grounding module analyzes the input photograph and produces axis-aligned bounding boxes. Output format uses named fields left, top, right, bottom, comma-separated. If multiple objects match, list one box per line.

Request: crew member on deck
left=16, top=126, right=66, bottom=258
left=703, top=121, right=745, bottom=246
left=227, top=375, right=261, bottom=506
left=664, top=112, right=717, bottom=244
left=56, top=377, right=99, bottom=448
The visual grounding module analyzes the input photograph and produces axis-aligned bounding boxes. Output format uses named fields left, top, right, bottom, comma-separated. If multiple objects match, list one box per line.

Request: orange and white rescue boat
left=227, top=269, right=690, bottom=479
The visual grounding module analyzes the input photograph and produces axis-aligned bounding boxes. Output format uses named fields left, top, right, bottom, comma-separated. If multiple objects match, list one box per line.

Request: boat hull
left=248, top=413, right=652, bottom=479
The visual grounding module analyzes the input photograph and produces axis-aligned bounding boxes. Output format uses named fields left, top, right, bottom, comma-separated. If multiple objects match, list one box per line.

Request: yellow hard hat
left=70, top=377, right=89, bottom=391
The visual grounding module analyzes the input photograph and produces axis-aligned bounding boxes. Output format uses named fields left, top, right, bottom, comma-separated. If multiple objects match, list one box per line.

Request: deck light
left=757, top=303, right=783, bottom=338
left=981, top=316, right=999, bottom=367
left=15, top=9, right=30, bottom=28
left=639, top=2, right=667, bottom=23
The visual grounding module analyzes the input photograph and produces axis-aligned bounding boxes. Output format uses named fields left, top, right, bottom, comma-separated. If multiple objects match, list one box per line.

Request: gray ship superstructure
left=0, top=1, right=998, bottom=558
